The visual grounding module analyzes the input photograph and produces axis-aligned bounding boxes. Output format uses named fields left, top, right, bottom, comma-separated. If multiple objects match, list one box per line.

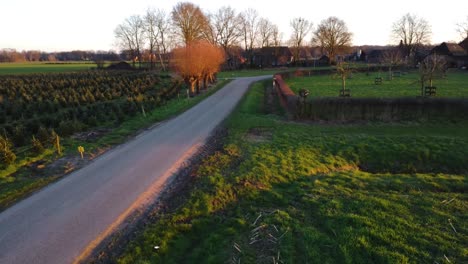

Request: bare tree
left=257, top=18, right=275, bottom=48
left=391, top=13, right=431, bottom=60
left=211, top=6, right=241, bottom=50
left=144, top=8, right=159, bottom=70
left=418, top=54, right=446, bottom=96
left=271, top=25, right=282, bottom=47
left=456, top=16, right=468, bottom=41
left=239, top=8, right=259, bottom=67
left=289, top=17, right=312, bottom=65
left=144, top=9, right=173, bottom=71
left=171, top=2, right=210, bottom=45
left=335, top=62, right=354, bottom=95
left=114, top=15, right=145, bottom=68
left=155, top=10, right=174, bottom=71
left=381, top=49, right=403, bottom=80
left=312, top=17, right=352, bottom=65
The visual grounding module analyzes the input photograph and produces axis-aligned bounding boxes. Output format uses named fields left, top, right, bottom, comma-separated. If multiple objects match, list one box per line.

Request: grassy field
left=117, top=80, right=468, bottom=263
left=0, top=62, right=98, bottom=74
left=287, top=70, right=468, bottom=98
left=217, top=67, right=337, bottom=79
left=218, top=69, right=287, bottom=78
left=0, top=63, right=287, bottom=77
left=0, top=80, right=230, bottom=210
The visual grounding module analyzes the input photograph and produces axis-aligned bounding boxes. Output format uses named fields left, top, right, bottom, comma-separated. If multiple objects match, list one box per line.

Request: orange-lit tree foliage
left=173, top=41, right=225, bottom=96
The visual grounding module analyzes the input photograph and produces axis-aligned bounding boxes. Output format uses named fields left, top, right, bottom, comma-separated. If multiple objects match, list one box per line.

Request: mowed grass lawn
left=287, top=70, right=468, bottom=98
left=0, top=62, right=97, bottom=74
left=118, top=80, right=468, bottom=263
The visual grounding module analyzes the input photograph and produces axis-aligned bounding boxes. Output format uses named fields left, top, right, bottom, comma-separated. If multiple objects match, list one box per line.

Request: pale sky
left=1, top=0, right=467, bottom=52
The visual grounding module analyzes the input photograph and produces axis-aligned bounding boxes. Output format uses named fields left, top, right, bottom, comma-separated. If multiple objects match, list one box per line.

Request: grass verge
left=117, top=80, right=468, bottom=263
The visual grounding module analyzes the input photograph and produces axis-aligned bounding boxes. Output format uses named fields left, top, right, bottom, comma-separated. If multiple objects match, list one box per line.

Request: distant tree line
left=0, top=49, right=124, bottom=63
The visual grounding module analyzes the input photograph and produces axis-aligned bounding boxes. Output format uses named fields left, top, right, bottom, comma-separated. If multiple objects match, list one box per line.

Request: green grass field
left=117, top=80, right=468, bottom=263
left=287, top=70, right=468, bottom=98
left=217, top=67, right=336, bottom=79
left=3, top=63, right=289, bottom=77
left=0, top=62, right=98, bottom=74
left=217, top=69, right=286, bottom=78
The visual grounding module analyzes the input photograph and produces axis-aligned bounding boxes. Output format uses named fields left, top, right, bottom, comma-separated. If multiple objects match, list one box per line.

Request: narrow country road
left=0, top=76, right=269, bottom=264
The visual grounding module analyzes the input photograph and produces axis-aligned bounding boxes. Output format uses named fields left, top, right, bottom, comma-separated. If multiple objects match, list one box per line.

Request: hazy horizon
left=1, top=0, right=467, bottom=52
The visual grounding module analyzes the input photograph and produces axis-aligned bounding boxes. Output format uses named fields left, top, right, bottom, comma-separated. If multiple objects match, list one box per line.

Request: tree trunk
left=421, top=79, right=425, bottom=97
left=187, top=78, right=196, bottom=97
left=158, top=53, right=166, bottom=71
left=203, top=75, right=208, bottom=90
left=149, top=44, right=154, bottom=70
left=342, top=76, right=346, bottom=91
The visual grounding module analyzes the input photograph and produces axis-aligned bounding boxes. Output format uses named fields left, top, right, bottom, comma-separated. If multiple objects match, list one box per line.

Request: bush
left=37, top=126, right=50, bottom=146
left=31, top=135, right=45, bottom=154
left=12, top=125, right=27, bottom=147
left=58, top=120, right=85, bottom=136
left=0, top=135, right=16, bottom=167
left=296, top=98, right=468, bottom=122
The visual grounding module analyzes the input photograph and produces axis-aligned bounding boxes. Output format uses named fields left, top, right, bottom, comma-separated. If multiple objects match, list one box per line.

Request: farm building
left=459, top=37, right=468, bottom=51
left=431, top=42, right=468, bottom=68
left=252, top=46, right=293, bottom=67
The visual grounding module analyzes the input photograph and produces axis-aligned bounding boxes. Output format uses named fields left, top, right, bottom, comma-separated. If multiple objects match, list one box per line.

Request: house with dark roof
left=366, top=50, right=386, bottom=63
left=431, top=42, right=468, bottom=68
left=459, top=37, right=468, bottom=51
left=252, top=46, right=293, bottom=67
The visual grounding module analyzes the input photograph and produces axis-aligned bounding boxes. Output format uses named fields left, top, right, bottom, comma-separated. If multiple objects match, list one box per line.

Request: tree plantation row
left=0, top=71, right=182, bottom=168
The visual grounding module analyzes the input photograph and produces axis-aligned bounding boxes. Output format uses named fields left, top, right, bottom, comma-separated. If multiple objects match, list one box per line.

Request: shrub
left=12, top=125, right=27, bottom=147
left=37, top=126, right=50, bottom=146
left=0, top=135, right=16, bottom=167
left=31, top=135, right=45, bottom=154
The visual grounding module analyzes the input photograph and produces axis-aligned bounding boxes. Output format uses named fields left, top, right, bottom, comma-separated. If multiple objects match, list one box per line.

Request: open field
left=2, top=64, right=285, bottom=77
left=217, top=67, right=338, bottom=79
left=0, top=62, right=98, bottom=74
left=0, top=70, right=230, bottom=210
left=287, top=70, right=468, bottom=98
left=218, top=69, right=289, bottom=78
left=117, top=80, right=468, bottom=263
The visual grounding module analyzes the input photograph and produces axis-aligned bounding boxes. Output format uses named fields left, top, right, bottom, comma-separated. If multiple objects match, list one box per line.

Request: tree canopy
left=172, top=41, right=225, bottom=96
left=391, top=13, right=432, bottom=59
left=313, top=17, right=352, bottom=64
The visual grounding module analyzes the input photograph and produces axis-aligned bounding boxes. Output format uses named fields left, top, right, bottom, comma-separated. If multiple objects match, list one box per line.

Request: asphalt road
left=0, top=76, right=269, bottom=264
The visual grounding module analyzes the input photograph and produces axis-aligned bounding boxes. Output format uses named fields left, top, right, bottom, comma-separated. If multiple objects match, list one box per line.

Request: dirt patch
left=71, top=128, right=111, bottom=142
left=245, top=128, right=273, bottom=143
left=28, top=160, right=48, bottom=175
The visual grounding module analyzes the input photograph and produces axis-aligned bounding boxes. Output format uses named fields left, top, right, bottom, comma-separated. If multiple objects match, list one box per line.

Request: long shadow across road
left=0, top=76, right=270, bottom=264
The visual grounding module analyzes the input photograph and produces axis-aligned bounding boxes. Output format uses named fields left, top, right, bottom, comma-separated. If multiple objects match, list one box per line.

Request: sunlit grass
left=118, top=80, right=468, bottom=263
left=287, top=70, right=468, bottom=98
